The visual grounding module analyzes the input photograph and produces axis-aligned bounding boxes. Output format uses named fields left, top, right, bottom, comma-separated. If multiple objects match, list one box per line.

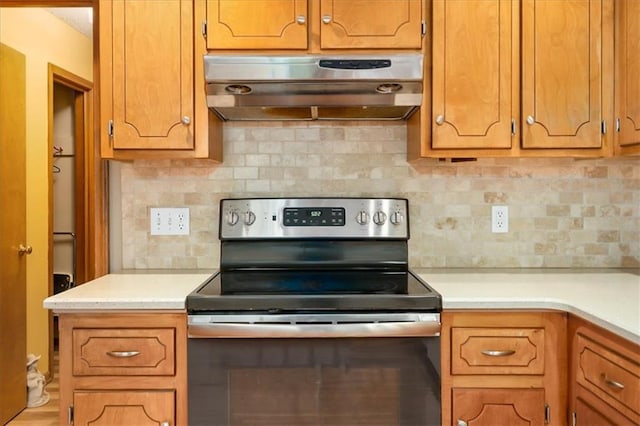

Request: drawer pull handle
left=106, top=350, right=141, bottom=358
left=481, top=349, right=516, bottom=357
left=601, top=374, right=625, bottom=391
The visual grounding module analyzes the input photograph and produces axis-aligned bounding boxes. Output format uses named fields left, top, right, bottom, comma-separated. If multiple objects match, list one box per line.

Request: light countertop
left=43, top=273, right=212, bottom=311
left=43, top=270, right=640, bottom=343
left=416, top=270, right=640, bottom=344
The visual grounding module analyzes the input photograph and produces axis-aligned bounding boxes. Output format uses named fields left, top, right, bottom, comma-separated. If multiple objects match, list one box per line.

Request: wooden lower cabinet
left=73, top=391, right=174, bottom=425
left=453, top=388, right=545, bottom=426
left=442, top=310, right=567, bottom=426
left=569, top=315, right=640, bottom=426
left=58, top=312, right=187, bottom=426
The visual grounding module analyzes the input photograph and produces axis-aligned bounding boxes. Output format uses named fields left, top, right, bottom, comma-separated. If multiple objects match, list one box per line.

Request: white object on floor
left=26, top=354, right=49, bottom=408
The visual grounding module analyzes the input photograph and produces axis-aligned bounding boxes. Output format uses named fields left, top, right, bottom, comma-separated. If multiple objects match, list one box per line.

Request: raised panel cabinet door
left=319, top=0, right=423, bottom=49
left=431, top=0, right=517, bottom=149
left=453, top=388, right=545, bottom=426
left=616, top=0, right=640, bottom=150
left=207, top=0, right=308, bottom=49
left=73, top=391, right=174, bottom=426
left=107, top=0, right=194, bottom=150
left=522, top=0, right=603, bottom=149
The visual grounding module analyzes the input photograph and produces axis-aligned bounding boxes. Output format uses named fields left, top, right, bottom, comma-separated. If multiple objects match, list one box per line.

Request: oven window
left=188, top=338, right=441, bottom=426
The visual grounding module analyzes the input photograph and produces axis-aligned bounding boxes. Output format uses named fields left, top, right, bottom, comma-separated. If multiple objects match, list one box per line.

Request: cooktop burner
left=187, top=269, right=440, bottom=313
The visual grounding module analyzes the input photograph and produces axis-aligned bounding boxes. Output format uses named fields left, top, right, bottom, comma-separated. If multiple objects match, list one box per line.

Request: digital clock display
left=283, top=207, right=345, bottom=226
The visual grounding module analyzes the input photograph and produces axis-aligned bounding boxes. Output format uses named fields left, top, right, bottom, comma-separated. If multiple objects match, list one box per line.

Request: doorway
left=49, top=67, right=93, bottom=358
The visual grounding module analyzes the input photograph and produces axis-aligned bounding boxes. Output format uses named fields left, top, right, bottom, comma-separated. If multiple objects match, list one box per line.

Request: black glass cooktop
left=186, top=270, right=441, bottom=314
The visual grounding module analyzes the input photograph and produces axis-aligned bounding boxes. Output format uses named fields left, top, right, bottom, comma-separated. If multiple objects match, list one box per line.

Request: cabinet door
left=453, top=388, right=545, bottom=426
left=73, top=391, right=174, bottom=425
left=207, top=0, right=308, bottom=49
left=431, top=0, right=516, bottom=149
left=102, top=0, right=194, bottom=150
left=575, top=386, right=637, bottom=426
left=319, top=0, right=422, bottom=49
left=615, top=1, right=640, bottom=151
left=522, top=0, right=603, bottom=149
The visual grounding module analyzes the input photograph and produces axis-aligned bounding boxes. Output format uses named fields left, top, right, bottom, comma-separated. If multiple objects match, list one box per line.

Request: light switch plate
left=150, top=207, right=190, bottom=235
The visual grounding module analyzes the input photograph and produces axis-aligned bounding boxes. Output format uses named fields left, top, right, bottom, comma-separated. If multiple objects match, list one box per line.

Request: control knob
left=356, top=210, right=369, bottom=225
left=373, top=211, right=387, bottom=225
left=226, top=211, right=239, bottom=226
left=244, top=211, right=256, bottom=226
left=390, top=211, right=404, bottom=225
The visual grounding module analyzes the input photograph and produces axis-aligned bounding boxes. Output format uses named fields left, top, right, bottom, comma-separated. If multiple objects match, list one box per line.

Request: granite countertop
left=43, top=269, right=640, bottom=343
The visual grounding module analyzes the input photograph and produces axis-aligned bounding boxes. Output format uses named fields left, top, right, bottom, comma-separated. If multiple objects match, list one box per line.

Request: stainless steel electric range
left=186, top=197, right=442, bottom=426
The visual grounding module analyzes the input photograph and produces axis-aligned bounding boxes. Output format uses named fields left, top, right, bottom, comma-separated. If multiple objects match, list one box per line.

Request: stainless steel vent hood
left=204, top=54, right=423, bottom=121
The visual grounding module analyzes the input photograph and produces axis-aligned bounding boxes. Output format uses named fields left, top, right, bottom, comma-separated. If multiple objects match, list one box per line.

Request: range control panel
left=219, top=198, right=409, bottom=240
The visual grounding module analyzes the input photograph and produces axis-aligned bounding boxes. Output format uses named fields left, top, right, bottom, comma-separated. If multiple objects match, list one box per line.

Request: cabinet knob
left=181, top=116, right=191, bottom=125
left=322, top=15, right=332, bottom=24
left=457, top=421, right=468, bottom=426
left=526, top=115, right=535, bottom=125
left=297, top=15, right=306, bottom=25
left=18, top=244, right=33, bottom=256
left=161, top=422, right=170, bottom=426
left=435, top=115, right=445, bottom=125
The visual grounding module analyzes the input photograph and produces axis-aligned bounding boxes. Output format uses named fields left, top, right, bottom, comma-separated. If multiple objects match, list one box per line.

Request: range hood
left=204, top=54, right=423, bottom=121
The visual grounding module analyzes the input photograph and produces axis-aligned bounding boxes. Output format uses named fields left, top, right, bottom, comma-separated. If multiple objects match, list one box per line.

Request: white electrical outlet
left=491, top=205, right=509, bottom=233
left=150, top=207, right=190, bottom=235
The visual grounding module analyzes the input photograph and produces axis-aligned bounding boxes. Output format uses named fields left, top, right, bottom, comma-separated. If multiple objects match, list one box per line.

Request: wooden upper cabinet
left=207, top=0, right=309, bottom=50
left=102, top=0, right=195, bottom=151
left=319, top=0, right=423, bottom=49
left=521, top=0, right=604, bottom=149
left=615, top=0, right=640, bottom=154
left=431, top=0, right=516, bottom=149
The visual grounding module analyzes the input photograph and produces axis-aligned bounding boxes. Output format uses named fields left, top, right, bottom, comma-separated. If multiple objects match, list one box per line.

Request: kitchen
left=1, top=1, right=639, bottom=425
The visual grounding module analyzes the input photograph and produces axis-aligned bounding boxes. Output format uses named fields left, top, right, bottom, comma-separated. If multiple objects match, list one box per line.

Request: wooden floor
left=6, top=352, right=59, bottom=426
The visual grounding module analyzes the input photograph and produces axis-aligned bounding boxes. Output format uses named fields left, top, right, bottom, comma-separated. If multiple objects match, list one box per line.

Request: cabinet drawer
left=576, top=334, right=640, bottom=418
left=451, top=327, right=545, bottom=375
left=73, top=328, right=175, bottom=376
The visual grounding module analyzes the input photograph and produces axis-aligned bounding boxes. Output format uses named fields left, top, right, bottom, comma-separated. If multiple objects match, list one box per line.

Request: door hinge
left=421, top=20, right=427, bottom=37
left=511, top=118, right=517, bottom=136
left=107, top=119, right=114, bottom=137
left=601, top=119, right=607, bottom=135
left=616, top=117, right=621, bottom=132
left=68, top=405, right=74, bottom=425
left=202, top=20, right=207, bottom=39
left=572, top=411, right=577, bottom=426
left=544, top=404, right=550, bottom=424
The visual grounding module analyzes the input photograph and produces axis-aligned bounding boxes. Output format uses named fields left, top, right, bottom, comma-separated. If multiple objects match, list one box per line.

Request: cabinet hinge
left=616, top=117, right=621, bottom=132
left=601, top=119, right=606, bottom=135
left=68, top=405, right=74, bottom=425
left=511, top=118, right=517, bottom=136
left=107, top=119, right=114, bottom=137
left=544, top=404, right=550, bottom=424
left=572, top=411, right=577, bottom=426
left=202, top=20, right=207, bottom=39
left=421, top=20, right=427, bottom=37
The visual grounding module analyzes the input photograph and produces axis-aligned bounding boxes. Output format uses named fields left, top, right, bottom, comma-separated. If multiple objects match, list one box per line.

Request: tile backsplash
left=116, top=122, right=639, bottom=269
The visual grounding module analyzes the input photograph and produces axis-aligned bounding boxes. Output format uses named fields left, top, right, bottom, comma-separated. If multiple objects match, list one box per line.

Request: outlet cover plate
left=491, top=205, right=509, bottom=233
left=150, top=207, right=190, bottom=235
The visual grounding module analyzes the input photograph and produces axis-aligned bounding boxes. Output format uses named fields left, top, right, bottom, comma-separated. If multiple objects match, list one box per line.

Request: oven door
left=187, top=314, right=441, bottom=426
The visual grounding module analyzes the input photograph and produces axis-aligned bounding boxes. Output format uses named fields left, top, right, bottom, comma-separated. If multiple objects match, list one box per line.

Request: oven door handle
left=188, top=320, right=440, bottom=338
